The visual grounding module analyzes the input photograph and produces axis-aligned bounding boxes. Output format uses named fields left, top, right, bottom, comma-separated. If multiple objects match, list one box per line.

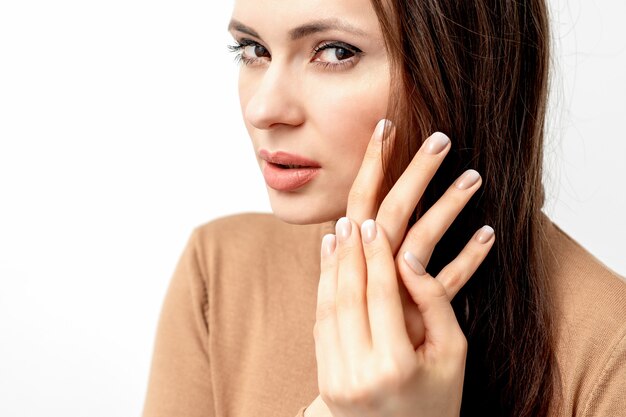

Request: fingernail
left=374, top=119, right=393, bottom=143
left=475, top=225, right=494, bottom=244
left=455, top=169, right=481, bottom=190
left=321, top=234, right=337, bottom=256
left=361, top=219, right=377, bottom=243
left=403, top=251, right=426, bottom=275
left=336, top=217, right=352, bottom=242
left=423, top=132, right=450, bottom=154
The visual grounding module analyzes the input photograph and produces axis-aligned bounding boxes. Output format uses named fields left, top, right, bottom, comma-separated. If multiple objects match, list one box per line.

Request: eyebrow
left=227, top=18, right=368, bottom=41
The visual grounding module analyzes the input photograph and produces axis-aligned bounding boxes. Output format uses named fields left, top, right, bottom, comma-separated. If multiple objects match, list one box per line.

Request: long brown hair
left=369, top=0, right=562, bottom=415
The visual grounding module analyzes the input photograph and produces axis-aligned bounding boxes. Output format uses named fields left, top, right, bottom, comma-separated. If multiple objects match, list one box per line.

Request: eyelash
left=227, top=39, right=258, bottom=66
left=227, top=39, right=363, bottom=71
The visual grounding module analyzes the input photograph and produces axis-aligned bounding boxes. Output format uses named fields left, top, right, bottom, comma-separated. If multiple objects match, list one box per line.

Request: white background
left=0, top=0, right=624, bottom=415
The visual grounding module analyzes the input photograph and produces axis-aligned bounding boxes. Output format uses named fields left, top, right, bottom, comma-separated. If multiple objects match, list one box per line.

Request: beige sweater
left=142, top=213, right=626, bottom=417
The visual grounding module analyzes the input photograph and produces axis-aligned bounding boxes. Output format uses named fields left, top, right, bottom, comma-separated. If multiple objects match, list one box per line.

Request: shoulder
left=542, top=216, right=626, bottom=326
left=186, top=212, right=334, bottom=278
left=541, top=215, right=626, bottom=415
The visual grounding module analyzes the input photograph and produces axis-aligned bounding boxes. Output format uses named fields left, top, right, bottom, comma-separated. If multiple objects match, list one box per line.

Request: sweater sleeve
left=581, top=329, right=626, bottom=416
left=142, top=229, right=215, bottom=417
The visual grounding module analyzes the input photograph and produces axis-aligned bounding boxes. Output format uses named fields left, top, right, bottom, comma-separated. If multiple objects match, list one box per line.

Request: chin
left=268, top=193, right=345, bottom=225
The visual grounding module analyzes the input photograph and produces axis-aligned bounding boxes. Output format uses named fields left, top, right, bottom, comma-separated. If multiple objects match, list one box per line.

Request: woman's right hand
left=344, top=119, right=487, bottom=349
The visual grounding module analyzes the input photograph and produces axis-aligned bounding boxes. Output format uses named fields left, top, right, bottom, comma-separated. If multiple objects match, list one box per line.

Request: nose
left=243, top=64, right=305, bottom=130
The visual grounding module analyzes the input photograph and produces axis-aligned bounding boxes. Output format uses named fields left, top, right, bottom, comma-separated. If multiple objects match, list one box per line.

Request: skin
left=230, top=0, right=390, bottom=224
left=229, top=0, right=495, bottom=415
left=307, top=126, right=495, bottom=417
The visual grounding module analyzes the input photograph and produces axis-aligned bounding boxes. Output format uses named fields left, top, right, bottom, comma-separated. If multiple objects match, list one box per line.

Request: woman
left=142, top=0, right=626, bottom=416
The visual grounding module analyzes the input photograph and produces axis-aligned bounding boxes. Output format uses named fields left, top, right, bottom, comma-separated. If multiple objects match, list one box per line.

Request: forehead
left=231, top=0, right=379, bottom=37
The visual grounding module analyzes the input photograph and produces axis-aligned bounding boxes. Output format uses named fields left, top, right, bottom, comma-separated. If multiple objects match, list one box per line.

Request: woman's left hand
left=303, top=123, right=495, bottom=417
left=307, top=216, right=486, bottom=417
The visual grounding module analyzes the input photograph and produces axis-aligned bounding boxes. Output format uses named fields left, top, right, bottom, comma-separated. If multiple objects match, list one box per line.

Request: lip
left=259, top=149, right=321, bottom=168
left=259, top=149, right=321, bottom=192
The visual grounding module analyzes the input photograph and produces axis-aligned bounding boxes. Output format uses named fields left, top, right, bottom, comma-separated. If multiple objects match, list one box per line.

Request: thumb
left=397, top=251, right=463, bottom=350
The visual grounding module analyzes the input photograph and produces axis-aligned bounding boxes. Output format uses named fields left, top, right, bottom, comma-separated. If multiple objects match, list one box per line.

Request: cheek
left=238, top=72, right=252, bottom=124
left=308, top=73, right=390, bottom=176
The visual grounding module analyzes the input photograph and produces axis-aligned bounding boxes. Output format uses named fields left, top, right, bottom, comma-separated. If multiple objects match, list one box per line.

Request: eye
left=312, top=42, right=362, bottom=70
left=243, top=43, right=270, bottom=60
left=227, top=39, right=270, bottom=66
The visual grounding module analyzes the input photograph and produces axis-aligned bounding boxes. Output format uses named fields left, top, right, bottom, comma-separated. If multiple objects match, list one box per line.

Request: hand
left=312, top=217, right=493, bottom=417
left=346, top=119, right=485, bottom=349
left=306, top=120, right=495, bottom=416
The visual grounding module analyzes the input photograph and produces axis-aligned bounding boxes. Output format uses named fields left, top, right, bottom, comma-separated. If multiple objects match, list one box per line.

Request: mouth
left=272, top=163, right=311, bottom=169
left=259, top=149, right=321, bottom=191
left=259, top=149, right=321, bottom=168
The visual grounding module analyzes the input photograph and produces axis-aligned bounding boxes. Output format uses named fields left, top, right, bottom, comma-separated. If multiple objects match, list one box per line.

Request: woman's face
left=229, top=0, right=390, bottom=224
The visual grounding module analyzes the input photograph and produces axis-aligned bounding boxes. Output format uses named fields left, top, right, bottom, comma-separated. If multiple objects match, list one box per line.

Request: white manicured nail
left=475, top=225, right=494, bottom=244
left=455, top=169, right=481, bottom=190
left=403, top=251, right=426, bottom=275
left=321, top=234, right=336, bottom=256
left=374, top=119, right=393, bottom=143
left=336, top=217, right=352, bottom=242
left=361, top=219, right=377, bottom=243
left=424, top=132, right=450, bottom=154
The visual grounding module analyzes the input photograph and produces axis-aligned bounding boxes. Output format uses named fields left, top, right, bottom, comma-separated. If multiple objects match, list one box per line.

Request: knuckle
left=316, top=300, right=336, bottom=322
left=457, top=334, right=468, bottom=353
left=364, top=242, right=387, bottom=260
left=433, top=283, right=451, bottom=300
left=468, top=239, right=490, bottom=257
left=313, top=323, right=321, bottom=341
left=376, top=358, right=406, bottom=387
left=437, top=266, right=462, bottom=290
left=342, top=386, right=371, bottom=406
left=378, top=199, right=406, bottom=221
left=448, top=190, right=471, bottom=211
left=348, top=186, right=374, bottom=208
left=327, top=381, right=369, bottom=407
left=406, top=158, right=436, bottom=182
left=424, top=278, right=450, bottom=300
left=320, top=378, right=343, bottom=404
left=365, top=141, right=382, bottom=161
left=367, top=281, right=396, bottom=305
left=406, top=224, right=435, bottom=248
left=320, top=257, right=336, bottom=274
left=448, top=332, right=468, bottom=358
left=460, top=242, right=480, bottom=259
left=336, top=287, right=363, bottom=311
left=341, top=374, right=381, bottom=407
left=321, top=361, right=408, bottom=408
left=336, top=244, right=357, bottom=262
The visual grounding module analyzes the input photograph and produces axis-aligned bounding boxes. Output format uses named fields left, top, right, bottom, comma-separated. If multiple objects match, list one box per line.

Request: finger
left=314, top=234, right=342, bottom=385
left=398, top=251, right=465, bottom=354
left=334, top=217, right=371, bottom=365
left=376, top=132, right=451, bottom=253
left=398, top=169, right=482, bottom=267
left=437, top=225, right=495, bottom=299
left=397, top=277, right=426, bottom=350
left=346, top=119, right=394, bottom=225
left=360, top=219, right=413, bottom=357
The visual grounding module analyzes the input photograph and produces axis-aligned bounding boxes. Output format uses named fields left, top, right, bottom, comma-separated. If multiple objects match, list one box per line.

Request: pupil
left=255, top=45, right=268, bottom=57
left=335, top=48, right=352, bottom=60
